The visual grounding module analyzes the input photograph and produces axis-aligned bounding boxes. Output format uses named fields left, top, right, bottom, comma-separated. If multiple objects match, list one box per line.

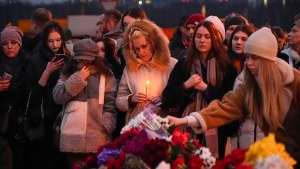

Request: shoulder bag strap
left=24, top=91, right=44, bottom=120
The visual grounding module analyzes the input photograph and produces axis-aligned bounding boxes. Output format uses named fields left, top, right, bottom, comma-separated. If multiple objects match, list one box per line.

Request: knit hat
left=1, top=26, right=23, bottom=47
left=244, top=27, right=278, bottom=61
left=73, top=39, right=99, bottom=61
left=224, top=16, right=247, bottom=31
left=205, top=16, right=225, bottom=41
left=185, top=14, right=205, bottom=27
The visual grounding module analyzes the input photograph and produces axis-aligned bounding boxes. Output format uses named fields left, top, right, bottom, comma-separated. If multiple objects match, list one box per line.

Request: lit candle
left=146, top=80, right=150, bottom=95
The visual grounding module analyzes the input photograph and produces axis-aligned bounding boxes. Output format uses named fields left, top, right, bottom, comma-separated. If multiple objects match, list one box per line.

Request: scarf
left=2, top=55, right=20, bottom=75
left=181, top=56, right=221, bottom=158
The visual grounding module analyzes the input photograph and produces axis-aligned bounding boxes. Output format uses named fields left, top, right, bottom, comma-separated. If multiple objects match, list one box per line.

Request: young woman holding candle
left=116, top=19, right=177, bottom=124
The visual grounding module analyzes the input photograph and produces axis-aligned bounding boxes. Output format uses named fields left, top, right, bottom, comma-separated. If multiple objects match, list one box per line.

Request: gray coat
left=53, top=72, right=117, bottom=153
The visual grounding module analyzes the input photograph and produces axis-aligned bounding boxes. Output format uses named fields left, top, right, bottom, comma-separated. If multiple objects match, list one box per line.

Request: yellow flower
left=244, top=133, right=296, bottom=168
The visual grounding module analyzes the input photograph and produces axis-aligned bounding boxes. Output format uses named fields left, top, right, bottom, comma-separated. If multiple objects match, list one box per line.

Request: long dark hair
left=121, top=6, right=148, bottom=31
left=41, top=21, right=71, bottom=56
left=61, top=57, right=112, bottom=78
left=94, top=37, right=119, bottom=68
left=184, top=21, right=230, bottom=73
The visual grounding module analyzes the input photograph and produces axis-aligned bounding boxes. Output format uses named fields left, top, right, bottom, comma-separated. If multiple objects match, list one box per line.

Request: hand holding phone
left=0, top=72, right=12, bottom=81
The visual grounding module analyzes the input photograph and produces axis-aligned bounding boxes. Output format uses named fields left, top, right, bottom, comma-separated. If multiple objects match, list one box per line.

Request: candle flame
left=146, top=80, right=150, bottom=85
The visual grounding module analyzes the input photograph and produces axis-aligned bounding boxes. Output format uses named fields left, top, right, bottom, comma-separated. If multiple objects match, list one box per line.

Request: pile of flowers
left=214, top=133, right=296, bottom=169
left=79, top=106, right=216, bottom=169
left=78, top=105, right=296, bottom=169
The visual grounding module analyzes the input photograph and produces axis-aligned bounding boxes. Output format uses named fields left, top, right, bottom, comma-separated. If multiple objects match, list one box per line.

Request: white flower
left=204, top=156, right=216, bottom=169
left=153, top=114, right=170, bottom=128
left=155, top=161, right=170, bottom=169
left=195, top=147, right=212, bottom=160
left=120, top=115, right=143, bottom=134
left=120, top=125, right=131, bottom=134
left=254, top=154, right=290, bottom=169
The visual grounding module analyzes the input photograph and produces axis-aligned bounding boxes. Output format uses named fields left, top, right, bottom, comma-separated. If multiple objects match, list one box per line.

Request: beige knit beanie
left=204, top=16, right=225, bottom=41
left=244, top=27, right=278, bottom=61
left=1, top=26, right=23, bottom=47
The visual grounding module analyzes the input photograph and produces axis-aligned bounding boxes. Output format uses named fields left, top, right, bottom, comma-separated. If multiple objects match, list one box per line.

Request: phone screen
left=54, top=53, right=65, bottom=61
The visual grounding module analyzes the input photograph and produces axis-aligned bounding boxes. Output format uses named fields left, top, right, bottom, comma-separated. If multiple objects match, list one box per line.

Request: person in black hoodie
left=24, top=21, right=70, bottom=169
left=0, top=26, right=29, bottom=169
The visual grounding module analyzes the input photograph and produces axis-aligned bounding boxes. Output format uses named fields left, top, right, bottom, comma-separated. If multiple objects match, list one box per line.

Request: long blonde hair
left=244, top=59, right=284, bottom=133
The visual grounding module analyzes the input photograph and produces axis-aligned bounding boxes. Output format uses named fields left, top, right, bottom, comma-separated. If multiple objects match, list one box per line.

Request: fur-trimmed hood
left=123, top=19, right=171, bottom=72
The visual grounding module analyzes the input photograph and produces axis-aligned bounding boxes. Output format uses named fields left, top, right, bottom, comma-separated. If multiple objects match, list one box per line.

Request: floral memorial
left=78, top=106, right=296, bottom=169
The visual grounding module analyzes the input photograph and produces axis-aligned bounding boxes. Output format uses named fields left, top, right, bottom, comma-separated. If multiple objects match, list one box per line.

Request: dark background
left=0, top=0, right=299, bottom=32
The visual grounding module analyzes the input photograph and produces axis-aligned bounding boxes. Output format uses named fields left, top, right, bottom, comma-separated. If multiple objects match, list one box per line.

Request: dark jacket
left=24, top=46, right=65, bottom=132
left=162, top=56, right=237, bottom=117
left=169, top=31, right=186, bottom=59
left=0, top=50, right=29, bottom=140
left=23, top=33, right=42, bottom=55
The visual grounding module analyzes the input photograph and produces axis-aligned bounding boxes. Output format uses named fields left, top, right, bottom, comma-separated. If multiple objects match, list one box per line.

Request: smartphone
left=54, top=53, right=65, bottom=62
left=1, top=72, right=12, bottom=81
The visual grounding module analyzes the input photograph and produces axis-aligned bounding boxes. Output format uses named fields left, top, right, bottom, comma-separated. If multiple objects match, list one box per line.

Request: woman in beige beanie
left=0, top=26, right=29, bottom=169
left=167, top=27, right=300, bottom=169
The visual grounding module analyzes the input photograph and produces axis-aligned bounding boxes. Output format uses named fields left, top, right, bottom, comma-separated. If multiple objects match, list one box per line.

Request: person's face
left=1, top=40, right=20, bottom=58
left=186, top=24, right=196, bottom=41
left=77, top=59, right=93, bottom=64
left=98, top=15, right=105, bottom=34
left=277, top=37, right=285, bottom=51
left=287, top=25, right=300, bottom=48
left=225, top=25, right=238, bottom=42
left=180, top=25, right=189, bottom=40
left=232, top=31, right=249, bottom=54
left=132, top=34, right=153, bottom=62
left=77, top=59, right=93, bottom=69
left=101, top=16, right=110, bottom=34
left=194, top=26, right=212, bottom=55
left=47, top=31, right=62, bottom=53
left=103, top=16, right=115, bottom=34
left=123, top=15, right=137, bottom=31
left=246, top=53, right=260, bottom=76
left=96, top=41, right=105, bottom=58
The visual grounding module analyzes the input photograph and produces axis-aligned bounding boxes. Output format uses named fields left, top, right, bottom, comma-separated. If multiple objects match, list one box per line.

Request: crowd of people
left=0, top=6, right=299, bottom=169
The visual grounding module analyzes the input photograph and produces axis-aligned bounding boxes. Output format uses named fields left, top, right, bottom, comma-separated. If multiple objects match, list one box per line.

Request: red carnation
left=84, top=154, right=97, bottom=168
left=172, top=128, right=190, bottom=149
left=107, top=151, right=126, bottom=169
left=171, top=156, right=186, bottom=169
left=188, top=155, right=204, bottom=169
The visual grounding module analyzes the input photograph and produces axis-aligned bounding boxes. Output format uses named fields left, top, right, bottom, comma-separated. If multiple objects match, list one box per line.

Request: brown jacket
left=191, top=59, right=300, bottom=167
